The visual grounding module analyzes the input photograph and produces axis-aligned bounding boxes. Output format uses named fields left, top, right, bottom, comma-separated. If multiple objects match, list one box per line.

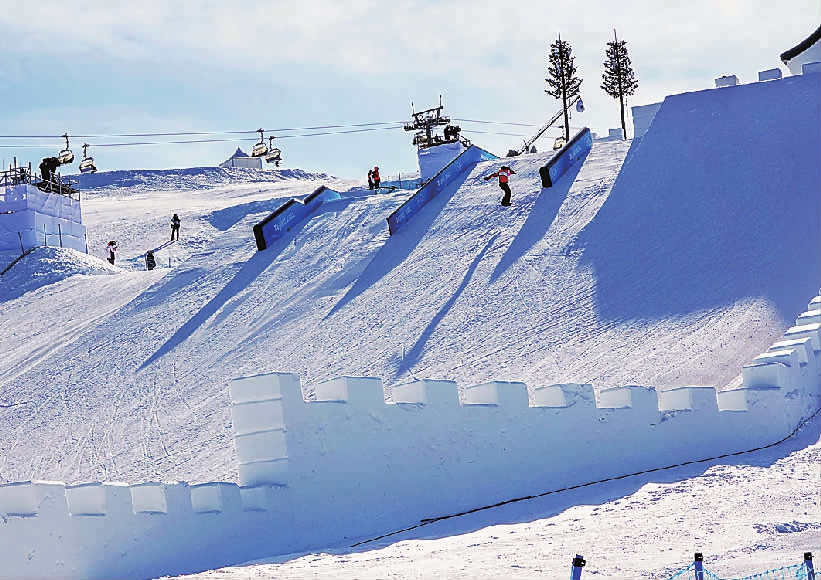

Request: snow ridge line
left=350, top=404, right=821, bottom=548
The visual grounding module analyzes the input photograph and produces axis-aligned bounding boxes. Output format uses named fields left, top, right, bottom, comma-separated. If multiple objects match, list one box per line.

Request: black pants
left=108, top=251, right=115, bottom=265
left=499, top=182, right=512, bottom=206
left=171, top=226, right=179, bottom=241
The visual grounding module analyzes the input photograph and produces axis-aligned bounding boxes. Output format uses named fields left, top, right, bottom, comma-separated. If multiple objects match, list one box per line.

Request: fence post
left=570, top=554, right=585, bottom=580
left=694, top=553, right=704, bottom=580
left=17, top=231, right=24, bottom=254
left=58, top=223, right=63, bottom=248
left=806, top=553, right=815, bottom=580
left=43, top=224, right=47, bottom=246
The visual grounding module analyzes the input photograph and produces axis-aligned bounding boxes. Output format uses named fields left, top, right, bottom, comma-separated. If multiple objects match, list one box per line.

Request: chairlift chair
left=78, top=143, right=97, bottom=174
left=264, top=136, right=281, bottom=166
left=251, top=128, right=269, bottom=158
left=57, top=133, right=75, bottom=165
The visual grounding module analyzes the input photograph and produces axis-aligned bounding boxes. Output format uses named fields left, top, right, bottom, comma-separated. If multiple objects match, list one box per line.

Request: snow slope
left=0, top=72, right=818, bottom=579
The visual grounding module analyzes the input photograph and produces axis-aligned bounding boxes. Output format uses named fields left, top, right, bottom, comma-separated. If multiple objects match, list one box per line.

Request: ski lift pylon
left=251, top=128, right=269, bottom=158
left=57, top=133, right=74, bottom=165
left=78, top=143, right=97, bottom=174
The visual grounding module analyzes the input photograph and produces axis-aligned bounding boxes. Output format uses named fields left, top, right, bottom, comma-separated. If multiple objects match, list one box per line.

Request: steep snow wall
left=580, top=72, right=821, bottom=323
left=0, top=293, right=817, bottom=580
left=0, top=185, right=86, bottom=253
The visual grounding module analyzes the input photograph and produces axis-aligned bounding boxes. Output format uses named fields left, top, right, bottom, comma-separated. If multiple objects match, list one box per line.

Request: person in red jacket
left=484, top=165, right=516, bottom=206
left=372, top=166, right=381, bottom=189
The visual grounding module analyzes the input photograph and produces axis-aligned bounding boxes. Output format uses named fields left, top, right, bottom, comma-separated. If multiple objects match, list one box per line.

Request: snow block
left=769, top=337, right=813, bottom=365
left=387, top=145, right=498, bottom=235
left=66, top=482, right=131, bottom=517
left=229, top=372, right=300, bottom=404
left=252, top=185, right=341, bottom=251
left=234, top=429, right=288, bottom=464
left=462, top=380, right=529, bottom=407
left=758, top=68, right=783, bottom=82
left=0, top=185, right=87, bottom=253
left=803, top=62, right=821, bottom=75
left=715, top=74, right=739, bottom=87
left=391, top=379, right=459, bottom=406
left=539, top=127, right=593, bottom=188
left=597, top=385, right=658, bottom=413
left=743, top=361, right=792, bottom=390
left=796, top=310, right=821, bottom=326
left=190, top=482, right=241, bottom=514
left=238, top=459, right=289, bottom=488
left=313, top=376, right=385, bottom=406
left=809, top=295, right=821, bottom=312
left=784, top=322, right=821, bottom=352
left=717, top=385, right=783, bottom=412
left=0, top=480, right=67, bottom=517
left=658, top=386, right=719, bottom=411
left=231, top=399, right=285, bottom=436
left=531, top=383, right=596, bottom=408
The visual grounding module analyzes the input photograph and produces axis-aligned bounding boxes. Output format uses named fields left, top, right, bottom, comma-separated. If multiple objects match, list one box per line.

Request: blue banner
left=387, top=145, right=498, bottom=235
left=539, top=128, right=592, bottom=188
left=253, top=185, right=341, bottom=251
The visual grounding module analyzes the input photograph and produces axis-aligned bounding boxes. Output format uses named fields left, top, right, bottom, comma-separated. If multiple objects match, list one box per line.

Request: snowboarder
left=367, top=169, right=374, bottom=190
left=484, top=165, right=517, bottom=206
left=170, top=213, right=181, bottom=241
left=105, top=241, right=117, bottom=265
left=372, top=166, right=381, bottom=189
left=145, top=250, right=156, bottom=271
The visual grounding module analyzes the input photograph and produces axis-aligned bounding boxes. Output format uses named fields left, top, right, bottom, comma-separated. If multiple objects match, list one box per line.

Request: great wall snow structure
left=0, top=300, right=818, bottom=580
left=1, top=69, right=820, bottom=580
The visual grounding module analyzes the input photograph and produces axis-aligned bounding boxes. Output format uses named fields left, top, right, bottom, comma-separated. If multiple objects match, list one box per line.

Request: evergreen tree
left=545, top=35, right=583, bottom=142
left=601, top=29, right=639, bottom=140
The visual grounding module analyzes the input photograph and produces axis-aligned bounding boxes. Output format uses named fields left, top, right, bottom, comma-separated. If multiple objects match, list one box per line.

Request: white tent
left=219, top=147, right=262, bottom=169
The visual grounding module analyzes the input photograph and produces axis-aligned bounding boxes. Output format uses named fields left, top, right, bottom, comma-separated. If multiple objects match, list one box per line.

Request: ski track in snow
left=0, top=141, right=801, bottom=485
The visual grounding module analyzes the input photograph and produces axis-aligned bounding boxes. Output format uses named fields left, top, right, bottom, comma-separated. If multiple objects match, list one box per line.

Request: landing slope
left=579, top=72, right=821, bottom=322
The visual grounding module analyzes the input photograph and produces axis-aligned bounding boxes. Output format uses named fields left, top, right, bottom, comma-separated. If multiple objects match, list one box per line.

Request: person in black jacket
left=170, top=213, right=181, bottom=241
left=145, top=250, right=156, bottom=271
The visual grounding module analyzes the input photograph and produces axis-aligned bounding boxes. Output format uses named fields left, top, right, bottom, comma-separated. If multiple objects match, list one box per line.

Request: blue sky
left=1, top=0, right=818, bottom=179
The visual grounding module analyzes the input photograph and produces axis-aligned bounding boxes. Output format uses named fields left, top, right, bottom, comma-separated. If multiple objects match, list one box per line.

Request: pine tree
left=545, top=35, right=583, bottom=142
left=601, top=29, right=639, bottom=140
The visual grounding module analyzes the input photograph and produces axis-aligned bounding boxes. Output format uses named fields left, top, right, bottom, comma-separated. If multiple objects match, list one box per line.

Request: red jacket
left=487, top=167, right=515, bottom=183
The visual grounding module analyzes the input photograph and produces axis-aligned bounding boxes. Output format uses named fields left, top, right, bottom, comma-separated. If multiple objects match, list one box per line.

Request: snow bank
left=0, top=292, right=817, bottom=579
left=0, top=185, right=86, bottom=253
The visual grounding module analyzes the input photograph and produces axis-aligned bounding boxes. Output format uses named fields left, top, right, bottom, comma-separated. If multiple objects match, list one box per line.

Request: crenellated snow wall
left=0, top=185, right=86, bottom=253
left=0, top=295, right=818, bottom=580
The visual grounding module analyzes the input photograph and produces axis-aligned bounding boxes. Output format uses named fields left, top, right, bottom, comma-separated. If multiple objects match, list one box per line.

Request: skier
left=372, top=166, right=381, bottom=189
left=170, top=213, right=181, bottom=241
left=105, top=240, right=117, bottom=265
left=367, top=169, right=374, bottom=190
left=145, top=250, right=156, bottom=271
left=484, top=165, right=517, bottom=206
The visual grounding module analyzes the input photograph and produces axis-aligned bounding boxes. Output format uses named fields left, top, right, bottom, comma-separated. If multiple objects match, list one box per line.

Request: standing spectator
left=372, top=166, right=381, bottom=189
left=367, top=169, right=374, bottom=190
left=145, top=250, right=156, bottom=271
left=484, top=165, right=517, bottom=206
left=170, top=213, right=181, bottom=241
left=105, top=240, right=117, bottom=265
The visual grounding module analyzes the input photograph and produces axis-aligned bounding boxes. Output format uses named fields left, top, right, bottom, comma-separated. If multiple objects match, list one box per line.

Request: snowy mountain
left=0, top=71, right=819, bottom=579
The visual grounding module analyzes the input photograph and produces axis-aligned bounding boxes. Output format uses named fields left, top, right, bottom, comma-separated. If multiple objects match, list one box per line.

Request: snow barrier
left=1, top=296, right=818, bottom=580
left=539, top=127, right=593, bottom=188
left=0, top=184, right=86, bottom=253
left=252, top=185, right=340, bottom=251
left=387, top=144, right=498, bottom=235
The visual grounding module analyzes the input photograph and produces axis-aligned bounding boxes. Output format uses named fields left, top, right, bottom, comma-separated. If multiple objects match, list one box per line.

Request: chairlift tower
left=404, top=95, right=466, bottom=149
